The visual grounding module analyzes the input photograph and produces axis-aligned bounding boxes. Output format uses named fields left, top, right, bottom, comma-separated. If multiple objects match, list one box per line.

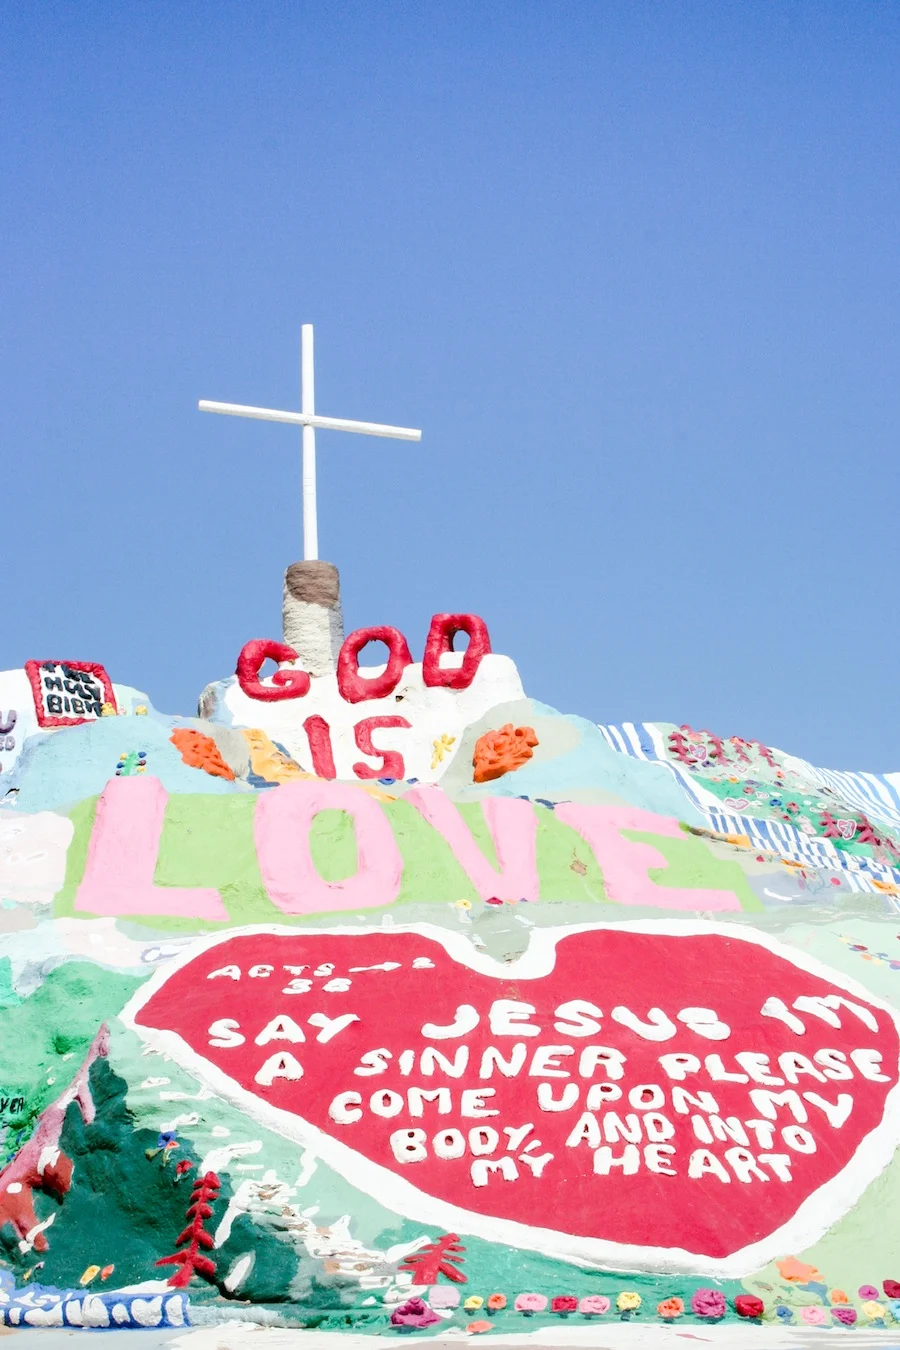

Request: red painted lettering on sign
left=337, top=627, right=413, bottom=704
left=236, top=640, right=311, bottom=702
left=353, top=716, right=411, bottom=780
left=422, top=615, right=491, bottom=691
left=303, top=715, right=337, bottom=780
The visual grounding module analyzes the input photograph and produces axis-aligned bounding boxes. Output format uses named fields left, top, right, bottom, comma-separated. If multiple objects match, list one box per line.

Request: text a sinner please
left=204, top=964, right=890, bottom=1188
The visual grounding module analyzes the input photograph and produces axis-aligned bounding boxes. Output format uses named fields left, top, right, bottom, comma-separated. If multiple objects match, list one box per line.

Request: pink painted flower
left=800, top=1306, right=827, bottom=1325
left=578, top=1295, right=610, bottom=1316
left=427, top=1288, right=461, bottom=1311
left=832, top=1306, right=857, bottom=1326
left=858, top=1284, right=878, bottom=1300
left=390, top=1297, right=440, bottom=1329
left=514, top=1293, right=547, bottom=1315
left=690, top=1289, right=726, bottom=1318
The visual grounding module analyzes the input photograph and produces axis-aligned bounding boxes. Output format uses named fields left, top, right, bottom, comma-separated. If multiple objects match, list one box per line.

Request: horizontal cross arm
left=198, top=400, right=422, bottom=442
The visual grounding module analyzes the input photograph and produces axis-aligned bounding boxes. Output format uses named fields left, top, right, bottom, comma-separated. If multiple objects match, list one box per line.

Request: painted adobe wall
left=1, top=609, right=900, bottom=1335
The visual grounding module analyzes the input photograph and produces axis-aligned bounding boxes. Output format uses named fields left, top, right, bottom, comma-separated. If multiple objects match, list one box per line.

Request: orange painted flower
left=486, top=1294, right=506, bottom=1311
left=466, top=1320, right=492, bottom=1334
left=776, top=1256, right=821, bottom=1284
left=473, top=724, right=538, bottom=783
left=170, top=728, right=235, bottom=781
left=657, top=1297, right=684, bottom=1318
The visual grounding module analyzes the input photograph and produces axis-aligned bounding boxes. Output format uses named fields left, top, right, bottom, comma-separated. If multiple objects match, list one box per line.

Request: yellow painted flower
left=79, top=1265, right=101, bottom=1286
left=617, top=1291, right=641, bottom=1311
left=431, top=733, right=457, bottom=770
left=135, top=704, right=148, bottom=715
left=100, top=702, right=116, bottom=717
left=861, top=1301, right=885, bottom=1321
left=455, top=899, right=472, bottom=910
left=464, top=1296, right=484, bottom=1311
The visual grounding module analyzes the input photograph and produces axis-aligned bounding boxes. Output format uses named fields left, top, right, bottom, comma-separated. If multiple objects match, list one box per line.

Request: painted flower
left=466, top=1322, right=491, bottom=1334
left=774, top=1304, right=793, bottom=1321
left=427, top=1288, right=460, bottom=1310
left=860, top=1300, right=885, bottom=1321
left=463, top=1296, right=484, bottom=1311
left=616, top=1291, right=641, bottom=1312
left=514, top=1293, right=547, bottom=1315
left=829, top=1288, right=849, bottom=1303
left=832, top=1306, right=857, bottom=1326
left=577, top=1295, right=610, bottom=1316
left=734, top=1294, right=764, bottom=1318
left=776, top=1257, right=821, bottom=1283
left=550, top=1296, right=577, bottom=1314
left=486, top=1294, right=506, bottom=1312
left=157, top=1130, right=177, bottom=1147
left=858, top=1284, right=879, bottom=1300
left=691, top=1289, right=726, bottom=1318
left=390, top=1297, right=440, bottom=1329
left=889, top=1299, right=900, bottom=1320
left=657, top=1297, right=684, bottom=1319
left=884, top=1279, right=900, bottom=1300
left=800, top=1306, right=828, bottom=1325
left=174, top=1159, right=193, bottom=1177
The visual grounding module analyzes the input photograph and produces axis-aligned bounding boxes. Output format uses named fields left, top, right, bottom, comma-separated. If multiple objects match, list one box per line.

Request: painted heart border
left=120, top=918, right=900, bottom=1277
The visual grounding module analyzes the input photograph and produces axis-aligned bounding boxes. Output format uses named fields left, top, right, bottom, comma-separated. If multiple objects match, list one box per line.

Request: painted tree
left=399, top=1233, right=467, bottom=1285
left=155, top=1171, right=221, bottom=1287
left=0, top=1024, right=108, bottom=1252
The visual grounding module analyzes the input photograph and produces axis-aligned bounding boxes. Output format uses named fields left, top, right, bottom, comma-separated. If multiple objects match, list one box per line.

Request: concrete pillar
left=282, top=561, right=344, bottom=678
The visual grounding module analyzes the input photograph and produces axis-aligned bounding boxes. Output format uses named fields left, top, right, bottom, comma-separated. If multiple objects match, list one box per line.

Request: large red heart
left=124, top=921, right=900, bottom=1276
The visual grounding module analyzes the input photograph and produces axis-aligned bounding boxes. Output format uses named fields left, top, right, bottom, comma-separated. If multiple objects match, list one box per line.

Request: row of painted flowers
left=390, top=1283, right=900, bottom=1330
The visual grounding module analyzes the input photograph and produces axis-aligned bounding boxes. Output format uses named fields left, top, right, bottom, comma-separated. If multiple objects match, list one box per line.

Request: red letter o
left=337, top=627, right=413, bottom=704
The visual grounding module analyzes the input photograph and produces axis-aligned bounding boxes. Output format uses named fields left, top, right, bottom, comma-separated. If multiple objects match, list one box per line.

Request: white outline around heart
left=120, top=918, right=900, bottom=1277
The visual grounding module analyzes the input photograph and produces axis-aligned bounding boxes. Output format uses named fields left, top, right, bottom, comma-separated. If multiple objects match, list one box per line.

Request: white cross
left=199, top=324, right=422, bottom=561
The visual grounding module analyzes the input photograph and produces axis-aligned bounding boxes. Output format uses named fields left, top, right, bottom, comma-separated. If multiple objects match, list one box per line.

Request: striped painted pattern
left=598, top=721, right=900, bottom=899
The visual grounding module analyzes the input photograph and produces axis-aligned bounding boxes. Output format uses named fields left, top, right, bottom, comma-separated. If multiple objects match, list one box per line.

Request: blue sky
left=2, top=3, right=898, bottom=769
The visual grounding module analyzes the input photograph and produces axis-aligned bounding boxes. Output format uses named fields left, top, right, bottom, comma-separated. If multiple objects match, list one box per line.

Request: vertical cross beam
left=301, top=324, right=317, bottom=561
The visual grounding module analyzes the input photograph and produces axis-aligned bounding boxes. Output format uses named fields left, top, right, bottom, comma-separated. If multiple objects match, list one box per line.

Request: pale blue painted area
left=9, top=715, right=244, bottom=813
left=200, top=675, right=235, bottom=724
left=466, top=701, right=705, bottom=825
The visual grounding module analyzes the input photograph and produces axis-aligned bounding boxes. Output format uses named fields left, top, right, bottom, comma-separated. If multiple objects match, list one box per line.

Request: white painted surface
left=0, top=667, right=41, bottom=779
left=0, top=809, right=74, bottom=905
left=167, top=1320, right=896, bottom=1349
left=217, top=652, right=524, bottom=782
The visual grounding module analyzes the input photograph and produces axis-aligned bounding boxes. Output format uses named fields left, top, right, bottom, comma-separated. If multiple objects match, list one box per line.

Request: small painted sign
left=25, top=661, right=115, bottom=728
